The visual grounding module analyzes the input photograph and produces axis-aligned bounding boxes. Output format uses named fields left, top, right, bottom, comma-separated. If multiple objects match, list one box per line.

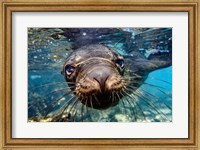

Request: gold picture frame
left=0, top=0, right=199, bottom=149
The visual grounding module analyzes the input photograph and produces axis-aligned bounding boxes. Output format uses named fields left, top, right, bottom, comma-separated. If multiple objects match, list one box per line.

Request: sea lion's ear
left=148, top=51, right=172, bottom=71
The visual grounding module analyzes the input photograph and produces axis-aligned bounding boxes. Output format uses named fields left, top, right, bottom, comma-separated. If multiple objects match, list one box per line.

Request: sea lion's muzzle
left=75, top=59, right=125, bottom=109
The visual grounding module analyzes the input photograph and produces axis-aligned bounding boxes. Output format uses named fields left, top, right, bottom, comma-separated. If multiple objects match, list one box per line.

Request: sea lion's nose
left=94, top=75, right=109, bottom=91
left=89, top=67, right=110, bottom=92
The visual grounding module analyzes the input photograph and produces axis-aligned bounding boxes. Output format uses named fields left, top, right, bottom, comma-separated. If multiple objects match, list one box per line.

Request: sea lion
left=28, top=28, right=172, bottom=122
left=61, top=44, right=172, bottom=110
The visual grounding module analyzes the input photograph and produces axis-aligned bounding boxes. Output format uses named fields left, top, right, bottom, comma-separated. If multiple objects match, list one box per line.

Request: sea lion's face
left=62, top=45, right=125, bottom=109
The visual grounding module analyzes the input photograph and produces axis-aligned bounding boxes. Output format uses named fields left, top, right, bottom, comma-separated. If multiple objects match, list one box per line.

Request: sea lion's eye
left=65, top=65, right=75, bottom=76
left=116, top=59, right=124, bottom=68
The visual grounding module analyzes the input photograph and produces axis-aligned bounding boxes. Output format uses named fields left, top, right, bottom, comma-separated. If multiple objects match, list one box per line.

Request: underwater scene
left=28, top=28, right=172, bottom=122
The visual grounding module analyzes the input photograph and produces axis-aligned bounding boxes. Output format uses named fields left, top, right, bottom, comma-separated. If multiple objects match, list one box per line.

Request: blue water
left=28, top=28, right=172, bottom=122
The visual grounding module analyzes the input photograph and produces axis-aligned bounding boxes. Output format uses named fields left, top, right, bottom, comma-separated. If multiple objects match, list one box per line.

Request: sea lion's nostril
left=93, top=75, right=109, bottom=92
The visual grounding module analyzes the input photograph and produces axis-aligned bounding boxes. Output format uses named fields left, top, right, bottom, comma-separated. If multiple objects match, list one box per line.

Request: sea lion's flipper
left=147, top=51, right=172, bottom=71
left=125, top=51, right=172, bottom=75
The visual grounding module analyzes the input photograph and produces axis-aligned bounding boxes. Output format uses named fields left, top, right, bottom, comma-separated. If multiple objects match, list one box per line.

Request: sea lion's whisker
left=57, top=96, right=77, bottom=120
left=140, top=84, right=171, bottom=97
left=72, top=108, right=78, bottom=122
left=130, top=96, right=146, bottom=121
left=111, top=92, right=115, bottom=104
left=122, top=76, right=143, bottom=81
left=114, top=93, right=118, bottom=104
left=62, top=98, right=79, bottom=122
left=123, top=81, right=137, bottom=85
left=120, top=91, right=136, bottom=120
left=116, top=92, right=121, bottom=102
left=127, top=85, right=171, bottom=100
left=126, top=83, right=170, bottom=98
left=81, top=101, right=84, bottom=122
left=118, top=92, right=126, bottom=116
left=73, top=97, right=84, bottom=122
left=119, top=90, right=137, bottom=121
left=136, top=89, right=172, bottom=116
left=122, top=88, right=146, bottom=121
left=28, top=101, right=43, bottom=117
left=28, top=88, right=67, bottom=109
left=125, top=85, right=137, bottom=92
left=93, top=95, right=101, bottom=105
left=125, top=97, right=137, bottom=121
left=113, top=38, right=124, bottom=47
left=65, top=81, right=76, bottom=84
left=44, top=91, right=74, bottom=118
left=143, top=82, right=169, bottom=90
left=112, top=92, right=116, bottom=104
left=28, top=68, right=54, bottom=72
left=125, top=74, right=172, bottom=86
left=123, top=78, right=172, bottom=92
left=69, top=100, right=79, bottom=122
left=89, top=96, right=94, bottom=109
left=126, top=86, right=171, bottom=120
left=119, top=91, right=126, bottom=110
left=28, top=106, right=42, bottom=121
left=138, top=88, right=160, bottom=99
left=119, top=89, right=126, bottom=98
left=111, top=92, right=118, bottom=105
left=29, top=82, right=75, bottom=91
left=138, top=88, right=172, bottom=110
left=122, top=79, right=139, bottom=85
left=125, top=74, right=141, bottom=77
left=84, top=98, right=88, bottom=117
left=133, top=91, right=170, bottom=121
left=147, top=77, right=172, bottom=85
left=121, top=90, right=138, bottom=121
left=108, top=94, right=111, bottom=103
left=51, top=96, right=77, bottom=121
left=29, top=59, right=46, bottom=63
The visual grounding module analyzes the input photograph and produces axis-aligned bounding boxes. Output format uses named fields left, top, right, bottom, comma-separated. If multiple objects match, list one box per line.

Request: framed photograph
left=0, top=0, right=199, bottom=149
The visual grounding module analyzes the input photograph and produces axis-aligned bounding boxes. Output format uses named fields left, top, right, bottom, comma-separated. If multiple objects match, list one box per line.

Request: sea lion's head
left=62, top=45, right=125, bottom=109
